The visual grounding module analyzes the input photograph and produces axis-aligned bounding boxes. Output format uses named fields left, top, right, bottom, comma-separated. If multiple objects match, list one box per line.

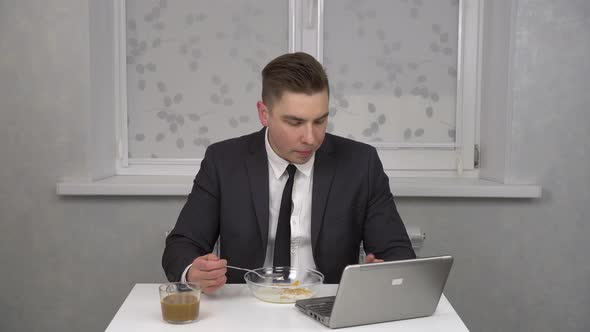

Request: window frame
left=115, top=0, right=482, bottom=177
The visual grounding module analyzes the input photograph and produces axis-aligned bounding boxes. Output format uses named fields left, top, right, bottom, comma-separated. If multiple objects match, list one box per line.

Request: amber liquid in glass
left=160, top=293, right=199, bottom=323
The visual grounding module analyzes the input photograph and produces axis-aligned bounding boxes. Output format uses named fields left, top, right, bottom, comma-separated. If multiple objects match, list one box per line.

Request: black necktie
left=274, top=164, right=297, bottom=267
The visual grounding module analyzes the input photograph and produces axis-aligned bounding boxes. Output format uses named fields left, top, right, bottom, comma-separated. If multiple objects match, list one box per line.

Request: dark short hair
left=261, top=52, right=329, bottom=108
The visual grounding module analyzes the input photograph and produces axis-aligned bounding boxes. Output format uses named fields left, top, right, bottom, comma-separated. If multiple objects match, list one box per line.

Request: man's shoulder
left=324, top=133, right=376, bottom=154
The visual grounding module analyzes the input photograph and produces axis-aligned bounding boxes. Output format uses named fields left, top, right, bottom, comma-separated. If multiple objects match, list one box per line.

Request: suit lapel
left=311, top=135, right=336, bottom=253
left=245, top=129, right=270, bottom=251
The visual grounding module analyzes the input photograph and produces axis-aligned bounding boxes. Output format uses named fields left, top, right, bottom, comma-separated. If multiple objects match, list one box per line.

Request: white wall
left=1, top=0, right=589, bottom=331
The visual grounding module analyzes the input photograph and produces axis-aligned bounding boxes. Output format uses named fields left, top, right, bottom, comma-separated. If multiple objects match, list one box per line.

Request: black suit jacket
left=162, top=128, right=415, bottom=283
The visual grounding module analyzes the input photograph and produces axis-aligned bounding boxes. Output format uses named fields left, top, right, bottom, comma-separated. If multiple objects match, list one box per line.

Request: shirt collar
left=265, top=128, right=314, bottom=179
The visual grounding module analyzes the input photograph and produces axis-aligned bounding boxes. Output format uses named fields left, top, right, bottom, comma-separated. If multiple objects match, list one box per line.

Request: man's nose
left=301, top=124, right=315, bottom=145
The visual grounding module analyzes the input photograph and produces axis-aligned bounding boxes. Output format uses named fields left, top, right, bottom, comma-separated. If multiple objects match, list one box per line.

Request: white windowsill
left=56, top=175, right=541, bottom=198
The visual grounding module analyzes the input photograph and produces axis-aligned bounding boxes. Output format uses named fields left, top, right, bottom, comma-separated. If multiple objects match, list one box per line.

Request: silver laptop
left=295, top=255, right=453, bottom=329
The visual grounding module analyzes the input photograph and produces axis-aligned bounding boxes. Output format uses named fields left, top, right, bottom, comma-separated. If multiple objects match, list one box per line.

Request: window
left=120, top=0, right=290, bottom=175
left=118, top=0, right=481, bottom=176
left=58, top=0, right=542, bottom=198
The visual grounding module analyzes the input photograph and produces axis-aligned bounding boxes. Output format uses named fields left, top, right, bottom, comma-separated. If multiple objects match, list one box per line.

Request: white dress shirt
left=181, top=129, right=316, bottom=282
left=263, top=128, right=316, bottom=270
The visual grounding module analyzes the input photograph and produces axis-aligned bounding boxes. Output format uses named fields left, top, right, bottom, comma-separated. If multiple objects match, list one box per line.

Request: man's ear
left=257, top=101, right=269, bottom=127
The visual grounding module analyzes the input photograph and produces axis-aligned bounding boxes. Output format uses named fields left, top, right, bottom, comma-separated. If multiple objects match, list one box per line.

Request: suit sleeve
left=362, top=147, right=416, bottom=261
left=162, top=146, right=221, bottom=281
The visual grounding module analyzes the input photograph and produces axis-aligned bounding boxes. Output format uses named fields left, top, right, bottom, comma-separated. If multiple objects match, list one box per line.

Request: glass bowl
left=244, top=266, right=324, bottom=303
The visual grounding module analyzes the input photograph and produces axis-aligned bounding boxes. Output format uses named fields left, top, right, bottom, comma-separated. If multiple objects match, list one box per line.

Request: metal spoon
left=226, top=265, right=268, bottom=280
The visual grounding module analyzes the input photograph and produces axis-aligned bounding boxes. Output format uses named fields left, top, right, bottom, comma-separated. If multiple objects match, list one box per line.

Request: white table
left=106, top=284, right=469, bottom=331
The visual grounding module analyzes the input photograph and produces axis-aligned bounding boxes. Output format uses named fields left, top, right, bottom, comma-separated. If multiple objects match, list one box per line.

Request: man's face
left=257, top=90, right=329, bottom=164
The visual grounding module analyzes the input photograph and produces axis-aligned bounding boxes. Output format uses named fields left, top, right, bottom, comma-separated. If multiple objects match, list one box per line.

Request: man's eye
left=288, top=120, right=302, bottom=126
left=314, top=119, right=327, bottom=125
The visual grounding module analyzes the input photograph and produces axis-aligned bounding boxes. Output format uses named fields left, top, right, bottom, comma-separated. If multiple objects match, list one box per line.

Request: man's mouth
left=295, top=150, right=312, bottom=157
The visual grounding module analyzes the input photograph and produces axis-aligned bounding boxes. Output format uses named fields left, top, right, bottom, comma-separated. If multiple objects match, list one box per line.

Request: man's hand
left=364, top=253, right=384, bottom=264
left=187, top=253, right=227, bottom=294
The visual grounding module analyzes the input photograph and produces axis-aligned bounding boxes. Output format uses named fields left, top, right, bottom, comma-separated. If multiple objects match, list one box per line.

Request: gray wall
left=1, top=1, right=589, bottom=331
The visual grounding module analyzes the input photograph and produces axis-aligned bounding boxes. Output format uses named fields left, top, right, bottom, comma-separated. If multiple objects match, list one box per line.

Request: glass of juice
left=159, top=282, right=201, bottom=324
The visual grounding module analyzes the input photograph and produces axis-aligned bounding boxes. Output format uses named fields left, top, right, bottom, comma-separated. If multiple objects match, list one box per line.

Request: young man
left=162, top=52, right=415, bottom=294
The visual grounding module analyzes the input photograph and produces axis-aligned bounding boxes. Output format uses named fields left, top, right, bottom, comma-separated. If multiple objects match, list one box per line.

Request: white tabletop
left=105, top=284, right=469, bottom=331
